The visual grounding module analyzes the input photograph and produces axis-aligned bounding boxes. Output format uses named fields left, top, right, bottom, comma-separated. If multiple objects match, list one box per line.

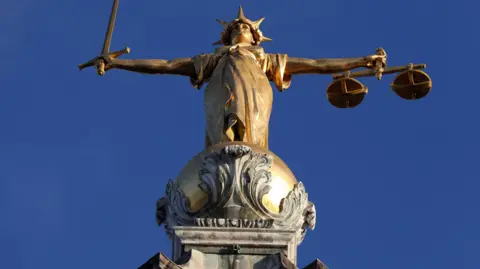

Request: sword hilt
left=78, top=46, right=131, bottom=76
left=96, top=60, right=106, bottom=76
left=110, top=46, right=130, bottom=58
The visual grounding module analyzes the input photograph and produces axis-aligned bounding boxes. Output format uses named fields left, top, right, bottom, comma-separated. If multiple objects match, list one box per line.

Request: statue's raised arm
left=107, top=57, right=196, bottom=76
left=285, top=54, right=386, bottom=75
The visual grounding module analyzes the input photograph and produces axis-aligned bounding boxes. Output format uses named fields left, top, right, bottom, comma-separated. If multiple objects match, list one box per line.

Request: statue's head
left=213, top=6, right=272, bottom=46
left=230, top=22, right=254, bottom=45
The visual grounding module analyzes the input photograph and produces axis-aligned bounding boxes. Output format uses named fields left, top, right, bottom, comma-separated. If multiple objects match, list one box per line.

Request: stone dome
left=156, top=141, right=315, bottom=243
left=175, top=141, right=297, bottom=214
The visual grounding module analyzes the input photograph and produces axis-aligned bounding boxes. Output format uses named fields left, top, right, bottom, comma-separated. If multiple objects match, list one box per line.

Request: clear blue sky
left=0, top=0, right=477, bottom=268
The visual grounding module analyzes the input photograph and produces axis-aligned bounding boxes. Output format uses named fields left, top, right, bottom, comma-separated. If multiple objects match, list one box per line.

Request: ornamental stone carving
left=156, top=143, right=316, bottom=243
left=195, top=218, right=274, bottom=228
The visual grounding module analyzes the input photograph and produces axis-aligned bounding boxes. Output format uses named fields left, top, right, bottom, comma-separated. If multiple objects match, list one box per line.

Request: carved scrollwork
left=197, top=146, right=241, bottom=208
left=241, top=152, right=274, bottom=215
left=274, top=182, right=309, bottom=230
left=198, top=145, right=274, bottom=216
left=304, top=201, right=316, bottom=231
left=156, top=144, right=316, bottom=243
left=156, top=179, right=198, bottom=238
left=197, top=145, right=314, bottom=243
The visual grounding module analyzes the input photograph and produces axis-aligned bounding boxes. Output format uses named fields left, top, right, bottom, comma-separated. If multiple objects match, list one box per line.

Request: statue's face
left=230, top=22, right=254, bottom=45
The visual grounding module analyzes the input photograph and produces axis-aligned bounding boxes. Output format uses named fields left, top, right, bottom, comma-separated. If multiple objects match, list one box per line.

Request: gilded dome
left=175, top=141, right=297, bottom=214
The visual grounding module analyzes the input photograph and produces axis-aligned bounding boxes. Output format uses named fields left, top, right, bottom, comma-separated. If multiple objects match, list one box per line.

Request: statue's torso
left=190, top=45, right=291, bottom=148
left=213, top=45, right=269, bottom=72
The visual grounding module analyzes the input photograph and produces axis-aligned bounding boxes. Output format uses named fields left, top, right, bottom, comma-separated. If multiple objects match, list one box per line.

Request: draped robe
left=190, top=44, right=292, bottom=149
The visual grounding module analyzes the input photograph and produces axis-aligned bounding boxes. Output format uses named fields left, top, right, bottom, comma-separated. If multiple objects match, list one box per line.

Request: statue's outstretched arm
left=109, top=58, right=196, bottom=76
left=286, top=54, right=385, bottom=75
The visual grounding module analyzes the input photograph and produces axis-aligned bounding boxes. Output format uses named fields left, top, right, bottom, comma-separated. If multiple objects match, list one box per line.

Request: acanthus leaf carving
left=156, top=144, right=316, bottom=244
left=156, top=179, right=198, bottom=239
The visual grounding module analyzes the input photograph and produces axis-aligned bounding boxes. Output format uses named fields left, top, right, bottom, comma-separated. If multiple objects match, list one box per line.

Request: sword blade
left=101, top=0, right=120, bottom=55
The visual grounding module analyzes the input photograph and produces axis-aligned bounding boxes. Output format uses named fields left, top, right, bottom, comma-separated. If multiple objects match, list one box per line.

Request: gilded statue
left=79, top=5, right=432, bottom=268
left=80, top=6, right=387, bottom=149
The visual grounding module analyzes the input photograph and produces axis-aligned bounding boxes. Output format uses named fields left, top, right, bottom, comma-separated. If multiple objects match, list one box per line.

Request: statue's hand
left=368, top=48, right=387, bottom=79
left=364, top=54, right=386, bottom=68
left=78, top=46, right=130, bottom=76
left=95, top=54, right=115, bottom=75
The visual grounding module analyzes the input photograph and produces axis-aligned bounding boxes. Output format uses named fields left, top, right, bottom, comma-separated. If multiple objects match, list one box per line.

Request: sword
left=78, top=0, right=130, bottom=76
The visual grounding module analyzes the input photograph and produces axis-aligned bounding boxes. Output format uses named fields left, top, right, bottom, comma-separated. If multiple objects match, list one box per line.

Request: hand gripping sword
left=78, top=0, right=130, bottom=76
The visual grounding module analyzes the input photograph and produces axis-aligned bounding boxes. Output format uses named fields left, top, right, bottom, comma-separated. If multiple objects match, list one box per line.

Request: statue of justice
left=79, top=3, right=432, bottom=150
left=79, top=4, right=433, bottom=267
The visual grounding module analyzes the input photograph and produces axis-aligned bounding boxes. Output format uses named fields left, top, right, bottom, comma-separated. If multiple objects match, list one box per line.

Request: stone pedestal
left=172, top=226, right=298, bottom=265
left=142, top=142, right=323, bottom=269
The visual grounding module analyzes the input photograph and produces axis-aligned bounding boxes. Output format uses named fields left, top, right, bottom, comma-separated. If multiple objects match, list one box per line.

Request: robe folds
left=190, top=44, right=291, bottom=149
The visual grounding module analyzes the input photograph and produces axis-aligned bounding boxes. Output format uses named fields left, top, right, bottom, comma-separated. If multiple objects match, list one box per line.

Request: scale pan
left=326, top=77, right=368, bottom=108
left=391, top=69, right=432, bottom=100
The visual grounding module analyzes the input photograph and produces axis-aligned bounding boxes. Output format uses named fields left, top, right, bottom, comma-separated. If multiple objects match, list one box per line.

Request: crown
left=213, top=6, right=272, bottom=46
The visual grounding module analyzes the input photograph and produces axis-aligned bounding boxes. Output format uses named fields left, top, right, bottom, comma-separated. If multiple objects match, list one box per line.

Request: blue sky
left=0, top=0, right=478, bottom=268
